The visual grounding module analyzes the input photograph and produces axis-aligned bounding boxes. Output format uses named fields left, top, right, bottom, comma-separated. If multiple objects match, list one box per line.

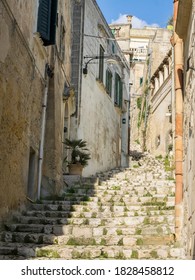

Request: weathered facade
left=0, top=0, right=73, bottom=219
left=174, top=0, right=195, bottom=259
left=70, top=0, right=130, bottom=176
left=109, top=19, right=172, bottom=146
left=146, top=50, right=174, bottom=157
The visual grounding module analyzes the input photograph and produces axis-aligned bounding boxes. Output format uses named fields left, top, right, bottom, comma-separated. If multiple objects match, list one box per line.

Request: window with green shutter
left=106, top=69, right=112, bottom=97
left=114, top=73, right=123, bottom=108
left=99, top=45, right=104, bottom=82
left=37, top=0, right=58, bottom=46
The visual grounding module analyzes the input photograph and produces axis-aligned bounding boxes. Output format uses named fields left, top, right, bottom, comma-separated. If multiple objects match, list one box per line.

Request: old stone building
left=173, top=0, right=195, bottom=259
left=70, top=0, right=130, bottom=176
left=146, top=50, right=174, bottom=157
left=109, top=19, right=172, bottom=145
left=0, top=0, right=73, bottom=220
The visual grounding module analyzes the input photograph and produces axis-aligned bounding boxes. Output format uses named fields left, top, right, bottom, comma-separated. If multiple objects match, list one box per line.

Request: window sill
left=96, top=78, right=107, bottom=92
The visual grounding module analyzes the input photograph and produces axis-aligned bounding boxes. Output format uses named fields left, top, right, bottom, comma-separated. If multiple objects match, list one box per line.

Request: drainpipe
left=172, top=0, right=183, bottom=240
left=37, top=64, right=51, bottom=200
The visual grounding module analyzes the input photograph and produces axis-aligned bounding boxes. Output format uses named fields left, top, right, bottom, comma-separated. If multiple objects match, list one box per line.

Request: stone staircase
left=0, top=148, right=185, bottom=259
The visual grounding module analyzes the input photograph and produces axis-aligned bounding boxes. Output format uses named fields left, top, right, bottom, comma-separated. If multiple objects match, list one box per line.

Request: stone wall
left=146, top=51, right=174, bottom=157
left=0, top=0, right=44, bottom=218
left=71, top=0, right=130, bottom=176
left=182, top=2, right=195, bottom=259
left=0, top=0, right=73, bottom=218
left=42, top=0, right=73, bottom=196
left=109, top=22, right=172, bottom=148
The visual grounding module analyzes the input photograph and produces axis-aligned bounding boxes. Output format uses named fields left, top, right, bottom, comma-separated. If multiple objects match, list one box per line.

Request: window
left=99, top=45, right=104, bottom=82
left=114, top=73, right=123, bottom=108
left=59, top=15, right=65, bottom=60
left=106, top=69, right=112, bottom=96
left=112, top=43, right=115, bottom=54
left=37, top=0, right=58, bottom=46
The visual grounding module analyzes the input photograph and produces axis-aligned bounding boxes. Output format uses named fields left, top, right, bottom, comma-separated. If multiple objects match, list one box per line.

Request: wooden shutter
left=37, top=0, right=58, bottom=46
left=37, top=0, right=51, bottom=41
left=114, top=73, right=118, bottom=105
left=119, top=78, right=123, bottom=108
left=99, top=45, right=104, bottom=82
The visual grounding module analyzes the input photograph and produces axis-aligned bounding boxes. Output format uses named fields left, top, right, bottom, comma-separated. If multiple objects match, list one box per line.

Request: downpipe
left=37, top=64, right=53, bottom=201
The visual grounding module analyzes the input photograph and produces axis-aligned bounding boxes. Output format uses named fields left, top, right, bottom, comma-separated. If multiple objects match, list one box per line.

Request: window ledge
left=96, top=78, right=107, bottom=91
left=114, top=103, right=122, bottom=114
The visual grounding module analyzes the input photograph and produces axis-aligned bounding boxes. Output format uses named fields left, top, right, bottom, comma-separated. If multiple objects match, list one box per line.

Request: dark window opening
left=99, top=45, right=104, bottom=82
left=114, top=73, right=123, bottom=108
left=106, top=69, right=112, bottom=97
left=59, top=15, right=65, bottom=60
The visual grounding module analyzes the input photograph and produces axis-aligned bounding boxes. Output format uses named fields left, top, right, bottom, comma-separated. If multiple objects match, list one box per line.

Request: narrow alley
left=0, top=0, right=195, bottom=263
left=0, top=144, right=185, bottom=259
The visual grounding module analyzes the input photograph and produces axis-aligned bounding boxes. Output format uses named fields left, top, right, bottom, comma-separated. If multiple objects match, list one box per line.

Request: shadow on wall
left=193, top=235, right=195, bottom=260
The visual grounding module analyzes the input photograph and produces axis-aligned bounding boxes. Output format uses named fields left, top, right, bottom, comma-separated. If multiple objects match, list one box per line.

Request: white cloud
left=111, top=14, right=128, bottom=24
left=111, top=14, right=159, bottom=28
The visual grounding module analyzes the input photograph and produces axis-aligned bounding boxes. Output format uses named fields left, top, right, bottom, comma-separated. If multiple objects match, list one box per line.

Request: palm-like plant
left=64, top=139, right=91, bottom=167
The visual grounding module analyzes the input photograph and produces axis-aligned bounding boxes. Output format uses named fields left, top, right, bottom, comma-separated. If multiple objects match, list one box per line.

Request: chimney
left=126, top=15, right=133, bottom=28
left=126, top=15, right=133, bottom=23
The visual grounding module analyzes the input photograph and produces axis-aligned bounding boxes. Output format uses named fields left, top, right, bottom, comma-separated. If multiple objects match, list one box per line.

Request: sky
left=96, top=0, right=173, bottom=28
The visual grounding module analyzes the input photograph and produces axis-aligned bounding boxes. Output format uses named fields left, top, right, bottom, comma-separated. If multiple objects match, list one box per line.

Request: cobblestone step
left=0, top=243, right=185, bottom=259
left=0, top=231, right=174, bottom=246
left=30, top=196, right=175, bottom=209
left=12, top=214, right=174, bottom=227
left=21, top=209, right=174, bottom=219
left=0, top=144, right=185, bottom=260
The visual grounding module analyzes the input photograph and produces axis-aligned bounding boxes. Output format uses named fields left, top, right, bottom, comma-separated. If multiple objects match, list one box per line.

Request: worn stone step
left=0, top=243, right=184, bottom=259
left=3, top=223, right=175, bottom=236
left=94, top=187, right=175, bottom=196
left=57, top=234, right=175, bottom=247
left=27, top=204, right=175, bottom=215
left=21, top=209, right=174, bottom=219
left=53, top=224, right=175, bottom=237
left=22, top=210, right=174, bottom=219
left=0, top=255, right=26, bottom=260
left=22, top=210, right=72, bottom=218
left=0, top=231, right=174, bottom=246
left=29, top=203, right=73, bottom=211
left=71, top=204, right=175, bottom=213
left=38, top=196, right=175, bottom=206
left=13, top=214, right=174, bottom=227
left=35, top=244, right=184, bottom=260
left=4, top=223, right=55, bottom=234
left=68, top=209, right=175, bottom=218
left=0, top=231, right=58, bottom=244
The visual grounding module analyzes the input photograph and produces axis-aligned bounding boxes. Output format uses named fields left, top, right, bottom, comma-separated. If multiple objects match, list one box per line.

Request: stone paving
left=0, top=145, right=185, bottom=259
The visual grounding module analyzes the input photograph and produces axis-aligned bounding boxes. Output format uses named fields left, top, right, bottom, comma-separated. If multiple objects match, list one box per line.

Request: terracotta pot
left=68, top=163, right=83, bottom=175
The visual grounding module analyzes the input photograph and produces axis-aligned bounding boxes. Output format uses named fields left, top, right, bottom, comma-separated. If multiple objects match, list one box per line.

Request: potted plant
left=64, top=138, right=91, bottom=175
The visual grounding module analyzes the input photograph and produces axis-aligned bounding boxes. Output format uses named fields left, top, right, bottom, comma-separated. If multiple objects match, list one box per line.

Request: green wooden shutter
left=106, top=69, right=109, bottom=90
left=108, top=71, right=112, bottom=96
left=106, top=70, right=112, bottom=96
left=114, top=73, right=118, bottom=105
left=119, top=79, right=123, bottom=108
left=99, top=45, right=104, bottom=82
left=37, top=0, right=58, bottom=46
left=37, top=0, right=51, bottom=41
